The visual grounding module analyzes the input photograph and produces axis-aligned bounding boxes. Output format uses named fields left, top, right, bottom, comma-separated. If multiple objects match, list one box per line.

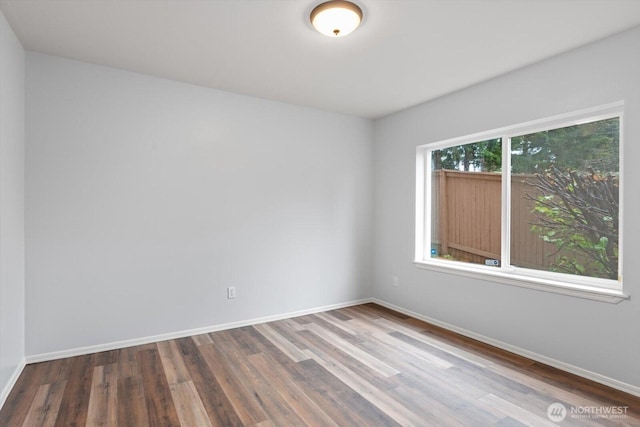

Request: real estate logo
left=547, top=402, right=567, bottom=422
left=546, top=403, right=629, bottom=422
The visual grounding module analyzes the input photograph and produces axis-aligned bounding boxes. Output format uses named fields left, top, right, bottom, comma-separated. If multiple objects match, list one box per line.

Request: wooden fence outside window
left=430, top=170, right=562, bottom=269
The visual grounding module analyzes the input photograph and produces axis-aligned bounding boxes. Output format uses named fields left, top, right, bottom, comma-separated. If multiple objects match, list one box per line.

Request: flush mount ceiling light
left=310, top=1, right=363, bottom=37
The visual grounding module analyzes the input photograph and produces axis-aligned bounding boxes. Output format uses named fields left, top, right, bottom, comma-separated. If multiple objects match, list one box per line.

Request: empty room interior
left=1, top=0, right=640, bottom=425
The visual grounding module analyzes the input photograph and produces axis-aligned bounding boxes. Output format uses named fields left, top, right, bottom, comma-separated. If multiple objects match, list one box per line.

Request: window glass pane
left=430, top=139, right=502, bottom=266
left=510, top=117, right=619, bottom=280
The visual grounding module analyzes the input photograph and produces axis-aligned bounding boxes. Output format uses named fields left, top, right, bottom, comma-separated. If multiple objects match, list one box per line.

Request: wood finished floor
left=1, top=303, right=639, bottom=426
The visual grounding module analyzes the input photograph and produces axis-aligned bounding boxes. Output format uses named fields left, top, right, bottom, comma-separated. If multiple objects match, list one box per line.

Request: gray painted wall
left=25, top=53, right=373, bottom=355
left=372, top=27, right=640, bottom=388
left=0, top=10, right=25, bottom=401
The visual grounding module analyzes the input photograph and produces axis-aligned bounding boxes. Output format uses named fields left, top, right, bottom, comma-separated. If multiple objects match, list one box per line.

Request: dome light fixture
left=310, top=1, right=363, bottom=38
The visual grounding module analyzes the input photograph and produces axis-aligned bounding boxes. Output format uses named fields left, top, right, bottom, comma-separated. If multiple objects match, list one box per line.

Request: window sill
left=413, top=260, right=628, bottom=304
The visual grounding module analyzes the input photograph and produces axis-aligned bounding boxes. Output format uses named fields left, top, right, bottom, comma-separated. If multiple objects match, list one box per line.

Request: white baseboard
left=372, top=298, right=640, bottom=398
left=0, top=358, right=26, bottom=411
left=26, top=298, right=374, bottom=364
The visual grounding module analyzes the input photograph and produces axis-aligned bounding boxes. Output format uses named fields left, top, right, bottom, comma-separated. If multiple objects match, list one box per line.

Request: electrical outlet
left=227, top=286, right=236, bottom=299
left=392, top=276, right=399, bottom=287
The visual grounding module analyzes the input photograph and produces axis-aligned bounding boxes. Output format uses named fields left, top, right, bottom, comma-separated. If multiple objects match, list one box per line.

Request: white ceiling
left=2, top=0, right=640, bottom=119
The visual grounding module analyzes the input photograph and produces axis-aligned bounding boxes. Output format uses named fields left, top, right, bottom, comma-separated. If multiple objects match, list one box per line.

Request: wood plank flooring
left=1, top=303, right=639, bottom=426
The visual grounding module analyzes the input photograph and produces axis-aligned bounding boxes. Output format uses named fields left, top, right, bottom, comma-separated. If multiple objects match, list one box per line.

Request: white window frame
left=414, top=102, right=626, bottom=303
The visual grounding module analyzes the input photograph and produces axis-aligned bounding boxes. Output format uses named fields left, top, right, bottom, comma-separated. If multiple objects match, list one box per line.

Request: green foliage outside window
left=526, top=167, right=619, bottom=279
left=433, top=138, right=502, bottom=172
left=516, top=117, right=620, bottom=279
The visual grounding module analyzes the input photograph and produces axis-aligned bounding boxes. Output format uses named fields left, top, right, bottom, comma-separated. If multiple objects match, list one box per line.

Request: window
left=415, top=103, right=625, bottom=302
